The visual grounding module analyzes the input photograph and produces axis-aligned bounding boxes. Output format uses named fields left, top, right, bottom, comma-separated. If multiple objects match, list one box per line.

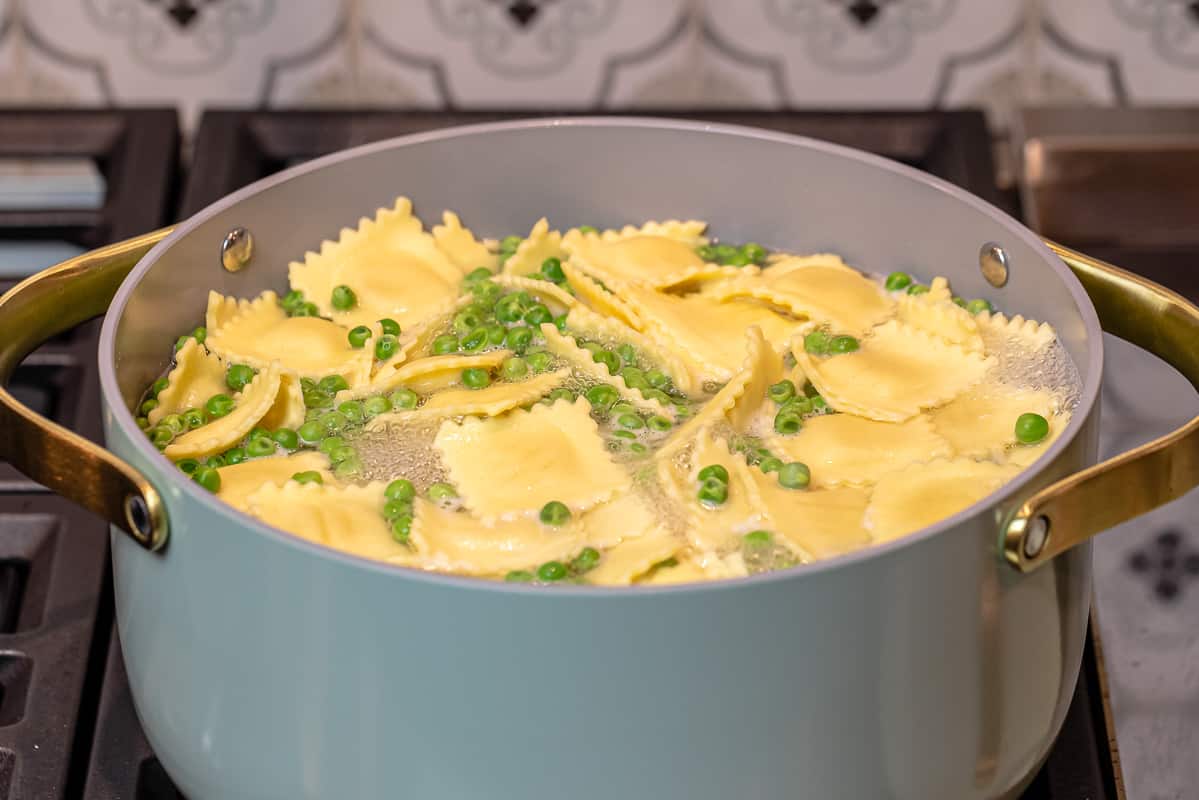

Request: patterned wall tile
left=1045, top=0, right=1199, bottom=104
left=361, top=0, right=692, bottom=106
left=703, top=0, right=1023, bottom=107
left=21, top=0, right=346, bottom=126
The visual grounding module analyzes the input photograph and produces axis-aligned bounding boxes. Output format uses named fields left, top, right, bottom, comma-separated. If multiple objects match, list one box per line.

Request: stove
left=0, top=109, right=179, bottom=799
left=0, top=108, right=1125, bottom=799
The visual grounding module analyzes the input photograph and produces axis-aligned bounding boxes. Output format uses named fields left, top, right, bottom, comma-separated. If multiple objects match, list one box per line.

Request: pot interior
left=106, top=117, right=1102, bottom=433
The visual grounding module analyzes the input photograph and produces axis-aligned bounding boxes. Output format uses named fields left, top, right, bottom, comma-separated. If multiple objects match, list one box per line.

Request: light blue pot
left=98, top=119, right=1104, bottom=799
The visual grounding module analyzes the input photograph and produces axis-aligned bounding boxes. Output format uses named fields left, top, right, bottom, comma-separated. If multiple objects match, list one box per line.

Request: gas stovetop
left=0, top=109, right=1125, bottom=800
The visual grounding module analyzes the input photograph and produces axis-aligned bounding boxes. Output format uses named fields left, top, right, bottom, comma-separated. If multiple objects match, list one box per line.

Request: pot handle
left=0, top=229, right=174, bottom=551
left=1002, top=240, right=1199, bottom=572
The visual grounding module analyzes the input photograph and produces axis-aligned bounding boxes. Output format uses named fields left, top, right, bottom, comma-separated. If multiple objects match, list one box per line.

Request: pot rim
left=98, top=115, right=1104, bottom=595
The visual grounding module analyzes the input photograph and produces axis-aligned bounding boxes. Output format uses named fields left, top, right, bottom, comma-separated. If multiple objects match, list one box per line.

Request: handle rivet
left=123, top=494, right=153, bottom=545
left=979, top=242, right=1009, bottom=288
left=220, top=227, right=253, bottom=273
left=1023, top=515, right=1050, bottom=560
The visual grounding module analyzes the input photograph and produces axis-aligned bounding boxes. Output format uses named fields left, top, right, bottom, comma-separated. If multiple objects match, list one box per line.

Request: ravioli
left=795, top=320, right=992, bottom=422
left=288, top=197, right=463, bottom=330
left=561, top=261, right=643, bottom=329
left=769, top=414, right=951, bottom=488
left=205, top=291, right=373, bottom=385
left=434, top=398, right=629, bottom=521
left=365, top=369, right=569, bottom=426
left=586, top=531, right=682, bottom=586
left=347, top=351, right=511, bottom=400
left=164, top=363, right=284, bottom=459
left=216, top=451, right=331, bottom=511
left=715, top=256, right=894, bottom=334
left=562, top=220, right=709, bottom=288
left=895, top=278, right=984, bottom=352
left=865, top=458, right=1020, bottom=542
left=501, top=217, right=565, bottom=277
left=751, top=478, right=872, bottom=560
left=149, top=337, right=228, bottom=425
left=931, top=383, right=1059, bottom=459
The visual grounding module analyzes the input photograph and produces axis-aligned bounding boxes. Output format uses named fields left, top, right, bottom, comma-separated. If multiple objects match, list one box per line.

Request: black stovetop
left=0, top=108, right=1122, bottom=800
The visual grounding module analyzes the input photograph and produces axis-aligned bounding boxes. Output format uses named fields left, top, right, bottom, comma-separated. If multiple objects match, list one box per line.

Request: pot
left=1, top=118, right=1196, bottom=800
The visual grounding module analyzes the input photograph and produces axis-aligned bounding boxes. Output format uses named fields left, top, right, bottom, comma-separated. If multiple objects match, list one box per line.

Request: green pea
left=204, top=453, right=227, bottom=468
left=382, top=499, right=410, bottom=520
left=140, top=398, right=159, bottom=415
left=742, top=243, right=767, bottom=263
left=907, top=284, right=930, bottom=295
left=1015, top=412, right=1049, bottom=444
left=298, top=420, right=324, bottom=444
left=337, top=400, right=364, bottom=426
left=495, top=294, right=529, bottom=323
left=778, top=462, right=811, bottom=490
left=500, top=235, right=522, bottom=252
left=431, top=334, right=458, bottom=355
left=537, top=561, right=568, bottom=582
left=330, top=285, right=357, bottom=311
left=774, top=409, right=803, bottom=436
left=390, top=514, right=413, bottom=544
left=697, top=244, right=718, bottom=261
left=505, top=326, right=534, bottom=354
left=281, top=290, right=305, bottom=309
left=453, top=309, right=483, bottom=335
left=743, top=530, right=773, bottom=549
left=462, top=368, right=491, bottom=390
left=502, top=357, right=528, bottom=381
left=577, top=225, right=598, bottom=235
left=539, top=500, right=572, bottom=526
left=160, top=413, right=186, bottom=435
left=363, top=395, right=391, bottom=418
left=385, top=478, right=416, bottom=503
left=205, top=393, right=235, bottom=419
left=884, top=271, right=913, bottom=291
left=546, top=388, right=575, bottom=403
left=190, top=326, right=207, bottom=344
left=320, top=411, right=349, bottom=434
left=953, top=296, right=967, bottom=308
left=291, top=471, right=323, bottom=485
left=151, top=376, right=170, bottom=397
left=759, top=456, right=784, bottom=474
left=584, top=384, right=619, bottom=410
left=726, top=252, right=752, bottom=267
left=223, top=447, right=247, bottom=465
left=374, top=334, right=400, bottom=361
left=616, top=343, right=637, bottom=365
left=630, top=442, right=648, bottom=455
left=485, top=324, right=507, bottom=345
left=697, top=477, right=729, bottom=507
left=966, top=298, right=995, bottom=315
left=471, top=280, right=503, bottom=305
left=303, top=387, right=332, bottom=409
left=272, top=428, right=299, bottom=450
left=610, top=401, right=638, bottom=417
left=581, top=340, right=603, bottom=355
left=182, top=408, right=207, bottom=429
left=553, top=314, right=568, bottom=332
left=136, top=416, right=151, bottom=430
left=784, top=396, right=813, bottom=415
left=175, top=458, right=200, bottom=475
left=768, top=379, right=796, bottom=404
left=226, top=363, right=255, bottom=391
left=291, top=302, right=320, bottom=317
left=804, top=331, right=830, bottom=354
left=828, top=335, right=859, bottom=354
left=620, top=366, right=648, bottom=390
left=810, top=396, right=828, bottom=412
left=617, top=413, right=644, bottom=430
left=645, top=415, right=672, bottom=432
left=523, top=304, right=553, bottom=326
left=505, top=570, right=535, bottom=583
left=642, top=389, right=672, bottom=405
left=593, top=350, right=621, bottom=375
left=571, top=547, right=601, bottom=573
left=465, top=267, right=493, bottom=281
left=541, top=257, right=566, bottom=282
left=378, top=318, right=401, bottom=337
left=246, top=436, right=276, bottom=458
left=645, top=370, right=669, bottom=389
left=347, top=325, right=372, bottom=349
left=192, top=466, right=221, bottom=493
left=714, top=243, right=738, bottom=263
left=428, top=482, right=458, bottom=502
left=333, top=457, right=362, bottom=480
left=611, top=430, right=637, bottom=440
left=697, top=464, right=729, bottom=484
left=389, top=388, right=419, bottom=410
left=459, top=328, right=488, bottom=353
left=526, top=351, right=552, bottom=373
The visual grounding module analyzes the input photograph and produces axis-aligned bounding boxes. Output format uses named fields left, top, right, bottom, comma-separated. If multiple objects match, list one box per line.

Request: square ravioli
left=433, top=397, right=629, bottom=521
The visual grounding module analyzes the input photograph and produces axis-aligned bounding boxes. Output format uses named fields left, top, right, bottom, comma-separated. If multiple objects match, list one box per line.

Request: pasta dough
left=865, top=459, right=1020, bottom=542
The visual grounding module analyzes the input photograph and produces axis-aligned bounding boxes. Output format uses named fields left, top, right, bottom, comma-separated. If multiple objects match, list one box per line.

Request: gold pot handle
left=1003, top=240, right=1199, bottom=572
left=0, top=229, right=174, bottom=551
